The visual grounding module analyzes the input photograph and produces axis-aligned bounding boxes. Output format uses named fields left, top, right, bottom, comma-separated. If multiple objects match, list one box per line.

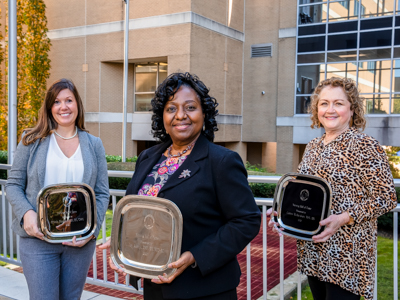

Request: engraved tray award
left=110, top=195, right=183, bottom=279
left=272, top=173, right=332, bottom=241
left=37, top=183, right=97, bottom=243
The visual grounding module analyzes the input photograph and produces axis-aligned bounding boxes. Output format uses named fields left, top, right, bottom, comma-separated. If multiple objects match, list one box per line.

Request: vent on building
left=251, top=43, right=272, bottom=58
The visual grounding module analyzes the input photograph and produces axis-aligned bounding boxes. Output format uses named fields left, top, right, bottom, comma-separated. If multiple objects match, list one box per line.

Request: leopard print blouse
left=297, top=127, right=397, bottom=300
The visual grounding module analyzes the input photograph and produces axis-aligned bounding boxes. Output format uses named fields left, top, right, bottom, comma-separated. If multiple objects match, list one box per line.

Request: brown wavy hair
left=22, top=78, right=87, bottom=146
left=309, top=77, right=366, bottom=131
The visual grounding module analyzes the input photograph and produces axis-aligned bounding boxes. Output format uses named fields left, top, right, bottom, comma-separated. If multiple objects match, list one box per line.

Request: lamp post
left=122, top=0, right=129, bottom=162
left=8, top=0, right=17, bottom=165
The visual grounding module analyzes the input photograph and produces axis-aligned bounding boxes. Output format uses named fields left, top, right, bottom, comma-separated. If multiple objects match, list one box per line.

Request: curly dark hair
left=151, top=72, right=219, bottom=142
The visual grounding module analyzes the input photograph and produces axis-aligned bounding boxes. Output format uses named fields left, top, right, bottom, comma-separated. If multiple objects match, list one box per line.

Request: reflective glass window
left=299, top=4, right=327, bottom=24
left=298, top=53, right=325, bottom=63
left=360, top=17, right=393, bottom=30
left=359, top=48, right=391, bottom=59
left=328, top=20, right=358, bottom=33
left=391, top=95, right=400, bottom=113
left=360, top=30, right=392, bottom=48
left=135, top=63, right=158, bottom=93
left=299, top=24, right=326, bottom=36
left=300, top=0, right=327, bottom=4
left=297, top=65, right=325, bottom=94
left=395, top=29, right=400, bottom=45
left=361, top=0, right=394, bottom=18
left=354, top=0, right=366, bottom=16
left=329, top=1, right=358, bottom=22
left=392, top=60, right=400, bottom=92
left=326, top=62, right=357, bottom=80
left=135, top=62, right=168, bottom=112
left=358, top=60, right=391, bottom=94
left=296, top=96, right=313, bottom=114
left=158, top=63, right=168, bottom=84
left=135, top=94, right=153, bottom=112
left=327, top=50, right=357, bottom=62
left=328, top=33, right=358, bottom=50
left=364, top=95, right=390, bottom=114
left=394, top=47, right=400, bottom=58
left=298, top=36, right=326, bottom=52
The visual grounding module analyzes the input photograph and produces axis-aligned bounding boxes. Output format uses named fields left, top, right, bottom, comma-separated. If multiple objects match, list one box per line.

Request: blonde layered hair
left=22, top=79, right=87, bottom=146
left=309, top=77, right=366, bottom=131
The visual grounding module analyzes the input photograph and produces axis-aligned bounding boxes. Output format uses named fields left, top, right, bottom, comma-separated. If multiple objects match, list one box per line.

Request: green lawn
left=96, top=209, right=113, bottom=241
left=292, top=235, right=400, bottom=300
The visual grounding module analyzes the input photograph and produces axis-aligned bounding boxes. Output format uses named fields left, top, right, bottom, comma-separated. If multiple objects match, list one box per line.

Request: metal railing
left=1, top=165, right=399, bottom=300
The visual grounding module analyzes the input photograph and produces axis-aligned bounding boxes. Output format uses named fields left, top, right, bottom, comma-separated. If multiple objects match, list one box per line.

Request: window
left=339, top=1, right=349, bottom=9
left=359, top=60, right=391, bottom=93
left=361, top=0, right=393, bottom=18
left=326, top=62, right=357, bottom=80
left=367, top=61, right=376, bottom=73
left=329, top=1, right=357, bottom=22
left=364, top=95, right=390, bottom=114
left=299, top=4, right=327, bottom=24
left=351, top=61, right=364, bottom=68
left=354, top=0, right=365, bottom=16
left=134, top=62, right=168, bottom=112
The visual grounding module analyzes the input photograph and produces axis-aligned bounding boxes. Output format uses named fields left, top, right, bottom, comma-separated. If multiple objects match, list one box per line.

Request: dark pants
left=307, top=276, right=361, bottom=300
left=143, top=279, right=237, bottom=300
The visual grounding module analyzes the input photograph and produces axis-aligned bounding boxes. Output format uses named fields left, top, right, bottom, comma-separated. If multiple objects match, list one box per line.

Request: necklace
left=54, top=126, right=78, bottom=140
left=167, top=141, right=196, bottom=158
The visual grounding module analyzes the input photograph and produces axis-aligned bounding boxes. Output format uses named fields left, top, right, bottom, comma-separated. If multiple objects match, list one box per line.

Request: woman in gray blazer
left=6, top=79, right=109, bottom=300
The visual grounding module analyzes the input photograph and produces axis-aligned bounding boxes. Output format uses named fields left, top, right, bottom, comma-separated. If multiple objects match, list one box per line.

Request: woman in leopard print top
left=272, top=77, right=397, bottom=300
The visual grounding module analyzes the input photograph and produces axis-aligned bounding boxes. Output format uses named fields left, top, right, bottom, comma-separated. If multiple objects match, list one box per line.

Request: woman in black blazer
left=102, top=72, right=260, bottom=299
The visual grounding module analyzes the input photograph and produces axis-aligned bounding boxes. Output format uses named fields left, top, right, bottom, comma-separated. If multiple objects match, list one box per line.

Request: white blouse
left=43, top=133, right=84, bottom=187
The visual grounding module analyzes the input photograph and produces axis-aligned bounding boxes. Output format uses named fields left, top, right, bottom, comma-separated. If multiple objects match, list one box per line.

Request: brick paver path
left=85, top=216, right=298, bottom=300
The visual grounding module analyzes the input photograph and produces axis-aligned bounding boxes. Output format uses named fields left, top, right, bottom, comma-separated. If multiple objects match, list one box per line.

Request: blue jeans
left=19, top=237, right=96, bottom=300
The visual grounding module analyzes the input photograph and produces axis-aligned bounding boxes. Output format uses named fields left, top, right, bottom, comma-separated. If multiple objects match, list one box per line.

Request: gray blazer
left=6, top=130, right=109, bottom=238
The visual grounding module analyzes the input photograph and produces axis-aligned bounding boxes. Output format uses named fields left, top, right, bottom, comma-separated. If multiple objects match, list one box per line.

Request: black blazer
left=126, top=134, right=261, bottom=299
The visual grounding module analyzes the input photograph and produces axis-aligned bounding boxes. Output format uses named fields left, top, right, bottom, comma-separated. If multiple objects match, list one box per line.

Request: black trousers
left=307, top=276, right=360, bottom=300
left=143, top=279, right=237, bottom=300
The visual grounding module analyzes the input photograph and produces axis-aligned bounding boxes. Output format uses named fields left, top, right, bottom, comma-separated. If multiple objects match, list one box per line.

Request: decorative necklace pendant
left=178, top=169, right=191, bottom=178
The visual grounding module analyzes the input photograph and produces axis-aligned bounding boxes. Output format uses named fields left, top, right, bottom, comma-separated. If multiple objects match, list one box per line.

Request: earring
left=202, top=123, right=205, bottom=131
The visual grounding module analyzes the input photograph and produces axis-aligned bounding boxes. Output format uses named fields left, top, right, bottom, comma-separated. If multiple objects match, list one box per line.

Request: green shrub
left=0, top=151, right=7, bottom=180
left=249, top=183, right=276, bottom=198
left=108, top=177, right=131, bottom=190
left=106, top=155, right=137, bottom=163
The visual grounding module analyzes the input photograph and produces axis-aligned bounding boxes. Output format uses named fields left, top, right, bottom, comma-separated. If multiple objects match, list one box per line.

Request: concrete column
left=262, top=142, right=277, bottom=173
left=132, top=140, right=138, bottom=157
left=225, top=142, right=247, bottom=165
left=276, top=127, right=298, bottom=174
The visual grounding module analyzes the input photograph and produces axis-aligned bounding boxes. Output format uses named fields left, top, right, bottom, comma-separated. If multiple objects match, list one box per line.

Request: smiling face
left=317, top=86, right=354, bottom=136
left=163, top=85, right=205, bottom=147
left=51, top=88, right=78, bottom=129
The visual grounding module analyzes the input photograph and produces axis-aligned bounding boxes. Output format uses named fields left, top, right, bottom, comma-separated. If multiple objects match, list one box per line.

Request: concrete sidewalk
left=0, top=266, right=125, bottom=300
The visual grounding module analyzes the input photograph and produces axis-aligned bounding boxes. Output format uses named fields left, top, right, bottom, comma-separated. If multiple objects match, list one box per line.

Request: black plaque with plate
left=272, top=173, right=332, bottom=241
left=110, top=195, right=183, bottom=280
left=37, top=183, right=97, bottom=243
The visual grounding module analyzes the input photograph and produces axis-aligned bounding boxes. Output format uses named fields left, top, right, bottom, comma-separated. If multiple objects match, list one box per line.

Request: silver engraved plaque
left=110, top=195, right=183, bottom=279
left=37, top=183, right=97, bottom=243
left=272, top=173, right=332, bottom=241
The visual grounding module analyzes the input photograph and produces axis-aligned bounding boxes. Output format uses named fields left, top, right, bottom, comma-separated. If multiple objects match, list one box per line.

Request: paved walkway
left=0, top=266, right=124, bottom=300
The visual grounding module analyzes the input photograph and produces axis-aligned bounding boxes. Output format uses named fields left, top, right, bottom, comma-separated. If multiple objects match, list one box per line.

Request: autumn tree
left=0, top=0, right=51, bottom=150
